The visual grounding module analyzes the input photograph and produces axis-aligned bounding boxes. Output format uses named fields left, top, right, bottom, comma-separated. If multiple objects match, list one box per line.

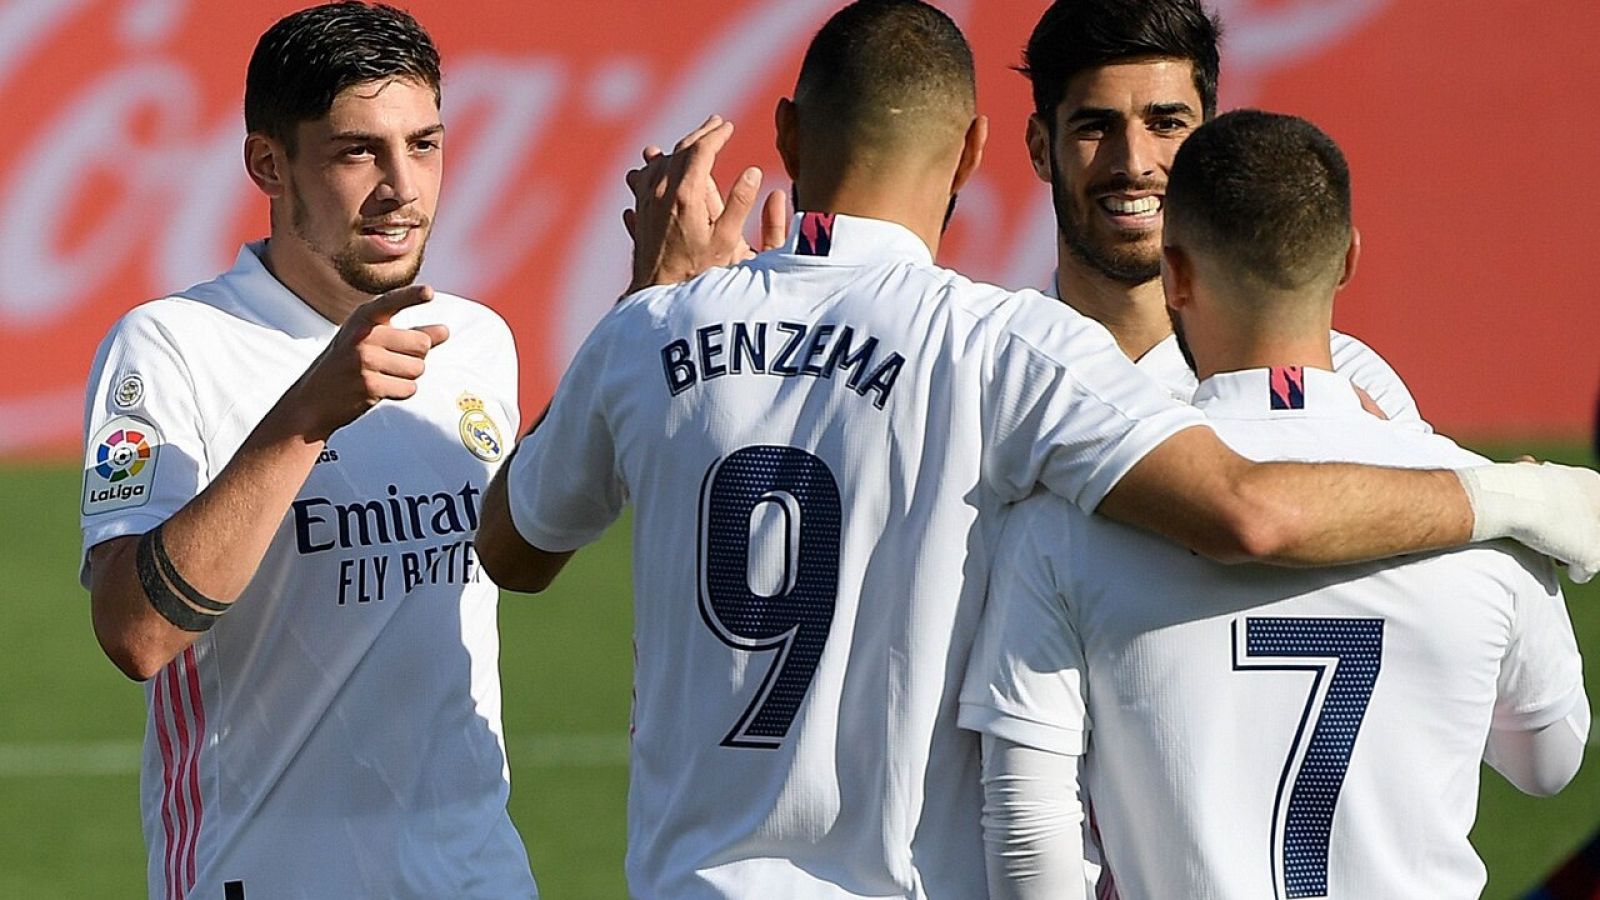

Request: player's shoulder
left=414, top=290, right=515, bottom=344
left=1328, top=328, right=1379, bottom=355
left=613, top=264, right=763, bottom=323
left=104, top=291, right=234, bottom=352
left=1366, top=422, right=1488, bottom=469
left=908, top=264, right=1063, bottom=321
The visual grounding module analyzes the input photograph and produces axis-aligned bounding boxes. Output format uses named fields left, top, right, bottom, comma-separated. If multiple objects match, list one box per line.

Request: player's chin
left=338, top=253, right=426, bottom=296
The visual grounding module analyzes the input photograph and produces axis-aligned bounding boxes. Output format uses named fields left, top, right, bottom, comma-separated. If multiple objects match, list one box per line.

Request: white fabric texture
left=979, top=734, right=1089, bottom=900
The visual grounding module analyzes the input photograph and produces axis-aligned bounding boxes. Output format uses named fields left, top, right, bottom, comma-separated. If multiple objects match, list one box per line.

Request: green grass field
left=3, top=449, right=1597, bottom=898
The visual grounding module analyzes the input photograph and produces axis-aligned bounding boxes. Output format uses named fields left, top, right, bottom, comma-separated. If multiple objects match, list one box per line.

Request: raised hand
left=286, top=284, right=450, bottom=440
left=623, top=116, right=788, bottom=294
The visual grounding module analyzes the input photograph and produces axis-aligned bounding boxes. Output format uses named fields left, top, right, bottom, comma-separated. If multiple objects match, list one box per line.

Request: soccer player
left=476, top=1, right=1600, bottom=896
left=1022, top=0, right=1419, bottom=419
left=78, top=4, right=535, bottom=898
left=960, top=111, right=1590, bottom=900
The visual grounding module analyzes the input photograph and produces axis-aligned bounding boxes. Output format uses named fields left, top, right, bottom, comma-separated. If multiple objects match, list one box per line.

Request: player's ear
left=774, top=98, right=800, bottom=182
left=245, top=132, right=288, bottom=199
left=951, top=115, right=987, bottom=194
left=1162, top=244, right=1194, bottom=311
left=1336, top=227, right=1361, bottom=289
left=1025, top=113, right=1053, bottom=184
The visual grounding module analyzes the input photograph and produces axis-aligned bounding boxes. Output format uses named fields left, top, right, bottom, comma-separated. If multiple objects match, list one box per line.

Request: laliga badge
left=83, top=415, right=161, bottom=515
left=457, top=393, right=504, bottom=462
left=113, top=373, right=145, bottom=409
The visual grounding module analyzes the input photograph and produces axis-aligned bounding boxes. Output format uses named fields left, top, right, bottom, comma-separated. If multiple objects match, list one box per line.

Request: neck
left=260, top=233, right=371, bottom=326
left=1192, top=330, right=1335, bottom=382
left=795, top=159, right=955, bottom=259
left=1054, top=253, right=1171, bottom=361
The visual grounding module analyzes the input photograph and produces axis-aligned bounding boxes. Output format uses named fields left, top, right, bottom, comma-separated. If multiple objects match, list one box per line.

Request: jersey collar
left=1193, top=366, right=1366, bottom=420
left=775, top=212, right=934, bottom=267
left=220, top=241, right=341, bottom=340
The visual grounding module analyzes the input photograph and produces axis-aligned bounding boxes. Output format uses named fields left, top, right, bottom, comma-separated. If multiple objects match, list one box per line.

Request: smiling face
left=277, top=77, right=444, bottom=296
left=1029, top=57, right=1201, bottom=286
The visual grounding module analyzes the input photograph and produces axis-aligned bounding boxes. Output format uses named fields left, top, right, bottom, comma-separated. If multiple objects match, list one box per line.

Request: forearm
left=1485, top=696, right=1591, bottom=797
left=474, top=459, right=573, bottom=594
left=1099, top=427, right=1471, bottom=565
left=90, top=401, right=324, bottom=679
left=979, top=734, right=1088, bottom=900
left=1230, top=461, right=1470, bottom=565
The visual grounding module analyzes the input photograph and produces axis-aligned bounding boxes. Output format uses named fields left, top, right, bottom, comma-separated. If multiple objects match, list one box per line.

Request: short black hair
left=245, top=2, right=441, bottom=154
left=795, top=0, right=975, bottom=134
left=1165, top=109, right=1352, bottom=290
left=1021, top=0, right=1222, bottom=122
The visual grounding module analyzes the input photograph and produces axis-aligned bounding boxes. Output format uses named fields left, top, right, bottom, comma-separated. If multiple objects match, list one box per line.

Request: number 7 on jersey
left=1234, top=616, right=1384, bottom=899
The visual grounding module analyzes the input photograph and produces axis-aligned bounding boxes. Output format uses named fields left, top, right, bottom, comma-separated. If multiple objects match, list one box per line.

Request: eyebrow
left=327, top=124, right=445, bottom=143
left=1146, top=102, right=1198, bottom=118
left=1064, top=102, right=1198, bottom=125
left=1064, top=106, right=1119, bottom=125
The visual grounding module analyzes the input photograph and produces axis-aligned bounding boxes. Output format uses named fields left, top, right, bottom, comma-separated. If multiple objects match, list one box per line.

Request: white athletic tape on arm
left=1456, top=462, right=1600, bottom=583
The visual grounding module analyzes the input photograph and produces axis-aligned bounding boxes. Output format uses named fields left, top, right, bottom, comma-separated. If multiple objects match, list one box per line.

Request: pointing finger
left=359, top=284, right=434, bottom=325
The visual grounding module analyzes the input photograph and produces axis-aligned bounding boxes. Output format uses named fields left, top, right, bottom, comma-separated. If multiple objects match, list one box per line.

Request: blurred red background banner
left=3, top=0, right=1596, bottom=458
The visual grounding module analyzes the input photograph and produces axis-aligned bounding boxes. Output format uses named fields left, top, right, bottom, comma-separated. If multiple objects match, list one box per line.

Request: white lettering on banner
left=420, top=59, right=567, bottom=297
left=0, top=63, right=199, bottom=323
left=0, top=0, right=1392, bottom=452
left=156, top=124, right=256, bottom=293
left=555, top=0, right=843, bottom=364
left=1215, top=0, right=1392, bottom=104
left=0, top=1, right=87, bottom=93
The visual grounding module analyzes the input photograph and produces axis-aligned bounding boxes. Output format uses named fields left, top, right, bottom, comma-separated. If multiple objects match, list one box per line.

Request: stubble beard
left=290, top=182, right=428, bottom=296
left=1050, top=156, right=1163, bottom=287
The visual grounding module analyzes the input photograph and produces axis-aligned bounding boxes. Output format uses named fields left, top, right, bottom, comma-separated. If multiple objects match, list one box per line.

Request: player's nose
left=1106, top=122, right=1160, bottom=180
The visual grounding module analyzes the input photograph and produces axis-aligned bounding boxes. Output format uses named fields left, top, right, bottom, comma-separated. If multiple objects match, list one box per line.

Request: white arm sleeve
left=504, top=315, right=627, bottom=552
left=980, top=733, right=1088, bottom=900
left=1484, top=695, right=1590, bottom=797
left=1484, top=546, right=1590, bottom=795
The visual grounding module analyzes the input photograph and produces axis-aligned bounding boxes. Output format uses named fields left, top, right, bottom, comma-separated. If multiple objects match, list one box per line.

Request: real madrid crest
left=457, top=393, right=504, bottom=462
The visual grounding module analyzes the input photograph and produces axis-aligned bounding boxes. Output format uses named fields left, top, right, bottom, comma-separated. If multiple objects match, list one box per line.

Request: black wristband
left=148, top=525, right=230, bottom=612
left=136, top=528, right=222, bottom=633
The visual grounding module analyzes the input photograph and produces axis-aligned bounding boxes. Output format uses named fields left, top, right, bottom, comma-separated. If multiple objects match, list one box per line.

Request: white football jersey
left=1135, top=332, right=1427, bottom=428
left=960, top=366, right=1586, bottom=900
left=505, top=213, right=1204, bottom=899
left=80, top=243, right=536, bottom=900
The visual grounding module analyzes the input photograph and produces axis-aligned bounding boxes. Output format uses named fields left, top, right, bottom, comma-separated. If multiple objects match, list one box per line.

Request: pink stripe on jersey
left=163, top=661, right=193, bottom=900
left=180, top=648, right=206, bottom=892
left=152, top=667, right=180, bottom=900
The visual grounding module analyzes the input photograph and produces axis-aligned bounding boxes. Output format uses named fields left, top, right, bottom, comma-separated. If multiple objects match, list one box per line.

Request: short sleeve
left=983, top=298, right=1207, bottom=512
left=1493, top=549, right=1587, bottom=732
left=958, top=499, right=1090, bottom=755
left=503, top=316, right=627, bottom=552
left=79, top=304, right=210, bottom=586
left=1329, top=330, right=1428, bottom=432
